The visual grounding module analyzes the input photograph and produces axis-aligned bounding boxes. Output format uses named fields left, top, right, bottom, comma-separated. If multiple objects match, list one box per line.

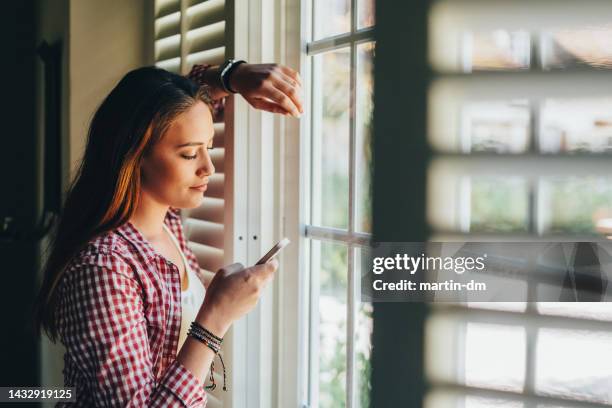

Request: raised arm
left=187, top=62, right=303, bottom=117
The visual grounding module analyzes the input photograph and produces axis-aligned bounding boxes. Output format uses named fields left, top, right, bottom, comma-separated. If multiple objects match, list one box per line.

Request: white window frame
left=276, top=1, right=375, bottom=408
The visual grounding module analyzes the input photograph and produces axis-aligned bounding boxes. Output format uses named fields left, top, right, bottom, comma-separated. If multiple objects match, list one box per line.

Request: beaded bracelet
left=187, top=322, right=227, bottom=391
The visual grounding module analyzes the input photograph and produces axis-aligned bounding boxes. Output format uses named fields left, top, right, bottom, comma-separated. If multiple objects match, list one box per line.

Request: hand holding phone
left=255, top=238, right=291, bottom=265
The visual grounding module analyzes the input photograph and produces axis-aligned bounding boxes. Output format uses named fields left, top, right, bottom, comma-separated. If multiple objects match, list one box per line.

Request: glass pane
left=465, top=323, right=526, bottom=392
left=470, top=177, right=530, bottom=233
left=462, top=100, right=531, bottom=154
left=539, top=98, right=612, bottom=154
left=313, top=0, right=350, bottom=40
left=542, top=27, right=612, bottom=70
left=357, top=0, right=375, bottom=29
left=463, top=30, right=531, bottom=72
left=539, top=177, right=612, bottom=234
left=315, top=240, right=348, bottom=408
left=355, top=248, right=372, bottom=408
left=536, top=328, right=612, bottom=404
left=312, top=49, right=351, bottom=229
left=355, top=42, right=375, bottom=233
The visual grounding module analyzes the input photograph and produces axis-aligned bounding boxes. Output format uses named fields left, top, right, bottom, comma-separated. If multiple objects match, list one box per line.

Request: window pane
left=355, top=42, right=375, bottom=233
left=539, top=98, right=612, bottom=154
left=315, top=240, right=348, bottom=408
left=313, top=0, right=350, bottom=40
left=356, top=248, right=372, bottom=408
left=312, top=49, right=351, bottom=229
left=470, top=177, right=530, bottom=233
left=462, top=100, right=531, bottom=154
left=357, top=0, right=375, bottom=29
left=536, top=328, right=612, bottom=404
left=464, top=323, right=526, bottom=392
left=539, top=177, right=612, bottom=234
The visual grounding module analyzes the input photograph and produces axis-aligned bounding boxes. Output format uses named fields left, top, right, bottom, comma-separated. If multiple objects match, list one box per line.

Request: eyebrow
left=175, top=136, right=214, bottom=148
left=176, top=142, right=205, bottom=148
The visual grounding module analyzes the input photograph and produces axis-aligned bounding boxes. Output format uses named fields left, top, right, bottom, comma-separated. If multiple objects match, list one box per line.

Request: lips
left=190, top=184, right=208, bottom=192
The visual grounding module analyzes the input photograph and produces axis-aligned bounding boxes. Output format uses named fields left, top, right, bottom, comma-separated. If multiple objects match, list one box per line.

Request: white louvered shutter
left=154, top=1, right=231, bottom=406
left=426, top=1, right=612, bottom=407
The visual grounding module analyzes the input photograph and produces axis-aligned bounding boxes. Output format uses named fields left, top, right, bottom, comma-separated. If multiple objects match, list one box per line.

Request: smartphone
left=255, top=238, right=291, bottom=265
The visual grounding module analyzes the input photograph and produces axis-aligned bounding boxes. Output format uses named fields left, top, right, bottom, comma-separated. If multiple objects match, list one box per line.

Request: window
left=303, top=0, right=375, bottom=407
left=427, top=1, right=612, bottom=406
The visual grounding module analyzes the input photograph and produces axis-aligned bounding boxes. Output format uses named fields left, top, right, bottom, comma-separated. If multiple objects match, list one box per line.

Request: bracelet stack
left=187, top=321, right=228, bottom=391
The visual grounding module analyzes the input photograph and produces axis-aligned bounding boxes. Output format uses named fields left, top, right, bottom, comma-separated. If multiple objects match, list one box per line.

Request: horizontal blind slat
left=205, top=173, right=224, bottom=199
left=431, top=0, right=612, bottom=31
left=213, top=123, right=225, bottom=147
left=155, top=0, right=180, bottom=19
left=155, top=34, right=181, bottom=61
left=187, top=0, right=225, bottom=30
left=209, top=148, right=224, bottom=173
left=187, top=46, right=226, bottom=67
left=186, top=197, right=224, bottom=224
left=155, top=11, right=180, bottom=39
left=185, top=218, right=224, bottom=249
left=190, top=241, right=224, bottom=272
left=155, top=57, right=181, bottom=73
left=187, top=22, right=226, bottom=55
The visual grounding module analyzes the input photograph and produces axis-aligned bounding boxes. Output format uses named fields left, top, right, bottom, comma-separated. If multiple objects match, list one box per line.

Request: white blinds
left=426, top=1, right=612, bottom=407
left=154, top=1, right=230, bottom=405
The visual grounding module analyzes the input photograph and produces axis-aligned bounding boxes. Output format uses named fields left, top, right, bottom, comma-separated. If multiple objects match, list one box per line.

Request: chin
left=184, top=195, right=205, bottom=209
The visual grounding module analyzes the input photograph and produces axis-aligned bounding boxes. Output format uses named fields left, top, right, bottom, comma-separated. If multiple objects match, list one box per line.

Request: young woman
left=34, top=62, right=302, bottom=407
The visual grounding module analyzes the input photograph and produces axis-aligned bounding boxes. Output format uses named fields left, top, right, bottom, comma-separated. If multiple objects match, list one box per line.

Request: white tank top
left=162, top=223, right=206, bottom=353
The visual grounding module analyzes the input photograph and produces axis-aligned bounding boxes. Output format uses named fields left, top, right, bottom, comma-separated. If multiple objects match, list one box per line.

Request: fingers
left=248, top=97, right=292, bottom=115
left=251, top=258, right=279, bottom=283
left=272, top=74, right=304, bottom=115
left=278, top=65, right=302, bottom=87
left=263, top=85, right=301, bottom=117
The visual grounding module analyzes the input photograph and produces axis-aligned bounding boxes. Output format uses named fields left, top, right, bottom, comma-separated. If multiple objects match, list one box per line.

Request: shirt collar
left=115, top=206, right=182, bottom=262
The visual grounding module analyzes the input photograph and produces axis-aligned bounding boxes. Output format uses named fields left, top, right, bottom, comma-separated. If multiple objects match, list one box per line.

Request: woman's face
left=140, top=101, right=215, bottom=209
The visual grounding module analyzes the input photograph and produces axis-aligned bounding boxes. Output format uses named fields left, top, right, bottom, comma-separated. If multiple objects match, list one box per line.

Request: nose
left=197, top=148, right=215, bottom=178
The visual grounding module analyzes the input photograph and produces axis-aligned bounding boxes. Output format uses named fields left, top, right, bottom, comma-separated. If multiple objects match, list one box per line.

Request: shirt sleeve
left=186, top=64, right=225, bottom=120
left=57, top=252, right=207, bottom=407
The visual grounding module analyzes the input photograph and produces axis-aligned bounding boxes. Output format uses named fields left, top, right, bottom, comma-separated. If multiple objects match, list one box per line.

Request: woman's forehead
left=162, top=102, right=213, bottom=144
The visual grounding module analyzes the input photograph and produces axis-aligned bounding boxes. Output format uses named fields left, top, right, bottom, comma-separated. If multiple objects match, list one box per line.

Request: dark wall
left=1, top=0, right=41, bottom=392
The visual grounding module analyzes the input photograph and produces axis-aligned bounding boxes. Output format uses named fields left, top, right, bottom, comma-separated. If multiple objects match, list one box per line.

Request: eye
left=207, top=146, right=215, bottom=151
left=181, top=154, right=198, bottom=160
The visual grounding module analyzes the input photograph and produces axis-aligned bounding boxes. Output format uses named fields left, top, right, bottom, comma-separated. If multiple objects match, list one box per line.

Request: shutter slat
left=186, top=197, right=224, bottom=224
left=213, top=123, right=225, bottom=147
left=431, top=0, right=612, bottom=31
left=187, top=0, right=225, bottom=30
left=209, top=148, right=224, bottom=173
left=155, top=57, right=181, bottom=73
left=155, top=12, right=181, bottom=39
left=187, top=46, right=226, bottom=67
left=155, top=34, right=181, bottom=61
left=155, top=0, right=180, bottom=19
left=187, top=22, right=226, bottom=55
left=190, top=241, right=224, bottom=272
left=185, top=218, right=224, bottom=249
left=206, top=173, right=224, bottom=199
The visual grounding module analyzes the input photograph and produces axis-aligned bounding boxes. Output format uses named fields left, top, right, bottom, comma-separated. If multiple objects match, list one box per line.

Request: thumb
left=252, top=258, right=279, bottom=280
left=219, top=262, right=244, bottom=276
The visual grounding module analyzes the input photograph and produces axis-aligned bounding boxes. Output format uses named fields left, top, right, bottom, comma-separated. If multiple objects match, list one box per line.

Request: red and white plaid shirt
left=56, top=206, right=208, bottom=407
